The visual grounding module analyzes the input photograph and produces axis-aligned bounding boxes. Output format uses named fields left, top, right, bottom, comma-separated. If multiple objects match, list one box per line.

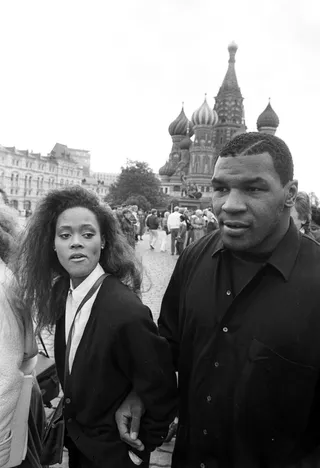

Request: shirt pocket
left=234, top=338, right=318, bottom=460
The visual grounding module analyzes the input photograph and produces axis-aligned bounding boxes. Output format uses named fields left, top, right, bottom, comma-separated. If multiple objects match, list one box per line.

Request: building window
left=173, top=185, right=180, bottom=192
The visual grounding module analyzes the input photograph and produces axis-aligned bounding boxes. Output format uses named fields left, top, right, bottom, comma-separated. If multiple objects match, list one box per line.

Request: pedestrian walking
left=14, top=186, right=177, bottom=468
left=116, top=132, right=320, bottom=467
left=120, top=209, right=136, bottom=248
left=146, top=208, right=159, bottom=250
left=137, top=210, right=146, bottom=240
left=160, top=211, right=170, bottom=252
left=167, top=206, right=181, bottom=255
left=175, top=215, right=187, bottom=256
left=191, top=209, right=205, bottom=241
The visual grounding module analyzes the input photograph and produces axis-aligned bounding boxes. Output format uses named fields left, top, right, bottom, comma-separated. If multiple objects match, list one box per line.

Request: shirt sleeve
left=0, top=287, right=24, bottom=446
left=115, top=308, right=178, bottom=450
left=157, top=260, right=182, bottom=370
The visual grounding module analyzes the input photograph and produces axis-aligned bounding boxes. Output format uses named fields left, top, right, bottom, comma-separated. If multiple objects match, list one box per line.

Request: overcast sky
left=0, top=0, right=319, bottom=193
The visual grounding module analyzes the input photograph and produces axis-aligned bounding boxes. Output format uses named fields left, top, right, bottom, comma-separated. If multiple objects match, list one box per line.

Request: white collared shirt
left=65, top=263, right=105, bottom=371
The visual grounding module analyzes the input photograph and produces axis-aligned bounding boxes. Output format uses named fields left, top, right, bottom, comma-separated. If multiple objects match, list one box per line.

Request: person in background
left=160, top=212, right=170, bottom=253
left=206, top=207, right=219, bottom=234
left=121, top=209, right=136, bottom=248
left=131, top=205, right=140, bottom=242
left=291, top=191, right=313, bottom=237
left=185, top=210, right=195, bottom=246
left=310, top=205, right=320, bottom=242
left=191, top=209, right=205, bottom=241
left=146, top=209, right=159, bottom=250
left=137, top=210, right=146, bottom=241
left=176, top=215, right=187, bottom=256
left=167, top=207, right=181, bottom=255
left=0, top=204, right=45, bottom=468
left=14, top=186, right=177, bottom=468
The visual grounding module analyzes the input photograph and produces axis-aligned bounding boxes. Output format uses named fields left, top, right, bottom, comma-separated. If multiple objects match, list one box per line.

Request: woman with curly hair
left=14, top=185, right=177, bottom=468
left=0, top=205, right=45, bottom=468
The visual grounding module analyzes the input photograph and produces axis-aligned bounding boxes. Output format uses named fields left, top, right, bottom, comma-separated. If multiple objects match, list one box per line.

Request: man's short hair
left=219, top=132, right=294, bottom=186
left=151, top=208, right=157, bottom=214
left=174, top=206, right=180, bottom=212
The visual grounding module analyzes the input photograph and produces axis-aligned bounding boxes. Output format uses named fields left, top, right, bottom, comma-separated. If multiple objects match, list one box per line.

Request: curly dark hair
left=219, top=132, right=294, bottom=186
left=14, top=186, right=142, bottom=331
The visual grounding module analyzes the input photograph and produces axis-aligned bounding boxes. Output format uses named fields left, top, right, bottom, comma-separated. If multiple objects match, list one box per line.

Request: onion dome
left=180, top=136, right=192, bottom=150
left=191, top=96, right=218, bottom=126
left=257, top=101, right=280, bottom=130
left=228, top=40, right=238, bottom=55
left=159, top=161, right=171, bottom=176
left=168, top=106, right=194, bottom=137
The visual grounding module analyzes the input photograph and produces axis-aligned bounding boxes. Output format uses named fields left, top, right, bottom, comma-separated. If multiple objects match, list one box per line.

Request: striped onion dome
left=168, top=107, right=194, bottom=137
left=191, top=97, right=218, bottom=126
left=257, top=101, right=279, bottom=130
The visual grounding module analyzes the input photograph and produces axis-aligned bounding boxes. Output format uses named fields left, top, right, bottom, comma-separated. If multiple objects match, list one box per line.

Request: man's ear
left=284, top=179, right=298, bottom=208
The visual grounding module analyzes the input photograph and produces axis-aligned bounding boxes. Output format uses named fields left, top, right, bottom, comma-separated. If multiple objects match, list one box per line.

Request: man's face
left=212, top=152, right=296, bottom=253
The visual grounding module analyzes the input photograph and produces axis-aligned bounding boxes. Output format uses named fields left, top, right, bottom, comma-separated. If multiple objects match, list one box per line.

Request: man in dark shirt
left=116, top=132, right=320, bottom=467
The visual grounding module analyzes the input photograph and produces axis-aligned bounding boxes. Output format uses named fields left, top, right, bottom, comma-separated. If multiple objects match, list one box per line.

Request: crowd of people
left=3, top=131, right=320, bottom=468
left=113, top=204, right=219, bottom=256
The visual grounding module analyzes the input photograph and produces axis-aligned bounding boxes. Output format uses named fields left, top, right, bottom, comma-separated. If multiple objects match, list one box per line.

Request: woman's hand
left=115, top=391, right=145, bottom=452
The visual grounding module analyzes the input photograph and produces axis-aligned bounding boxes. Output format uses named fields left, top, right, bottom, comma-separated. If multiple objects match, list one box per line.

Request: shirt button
left=226, top=290, right=231, bottom=296
left=214, top=361, right=219, bottom=367
left=67, top=418, right=72, bottom=423
left=203, top=429, right=208, bottom=435
left=65, top=398, right=71, bottom=404
left=206, top=395, right=212, bottom=402
left=200, top=464, right=206, bottom=468
left=223, top=327, right=228, bottom=333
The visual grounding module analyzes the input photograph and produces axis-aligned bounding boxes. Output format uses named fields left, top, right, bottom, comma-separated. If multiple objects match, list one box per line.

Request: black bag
left=40, top=397, right=65, bottom=465
left=35, top=336, right=60, bottom=407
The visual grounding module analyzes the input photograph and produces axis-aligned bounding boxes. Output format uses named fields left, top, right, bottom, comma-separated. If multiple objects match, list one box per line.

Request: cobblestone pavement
left=40, top=231, right=178, bottom=467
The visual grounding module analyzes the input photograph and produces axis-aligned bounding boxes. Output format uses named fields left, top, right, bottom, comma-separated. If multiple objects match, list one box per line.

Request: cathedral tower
left=213, top=41, right=245, bottom=152
left=189, top=96, right=218, bottom=187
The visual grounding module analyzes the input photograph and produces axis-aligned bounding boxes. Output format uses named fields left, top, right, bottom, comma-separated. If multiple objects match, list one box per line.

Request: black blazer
left=54, top=275, right=177, bottom=467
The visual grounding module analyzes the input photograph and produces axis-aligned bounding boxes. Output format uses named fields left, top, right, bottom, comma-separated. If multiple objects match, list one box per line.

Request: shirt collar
left=211, top=220, right=300, bottom=282
left=69, top=263, right=105, bottom=303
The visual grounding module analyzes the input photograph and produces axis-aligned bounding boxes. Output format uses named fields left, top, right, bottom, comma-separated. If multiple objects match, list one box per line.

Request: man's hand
left=115, top=391, right=145, bottom=452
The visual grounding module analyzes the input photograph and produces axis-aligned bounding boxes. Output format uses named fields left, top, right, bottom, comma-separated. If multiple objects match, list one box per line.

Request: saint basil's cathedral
left=158, top=41, right=280, bottom=206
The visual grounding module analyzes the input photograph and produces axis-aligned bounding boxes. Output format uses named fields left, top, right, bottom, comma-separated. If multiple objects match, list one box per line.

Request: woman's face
left=54, top=207, right=105, bottom=288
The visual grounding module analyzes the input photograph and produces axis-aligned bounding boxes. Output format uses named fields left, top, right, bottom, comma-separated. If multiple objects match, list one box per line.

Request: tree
left=125, top=195, right=151, bottom=212
left=105, top=160, right=160, bottom=207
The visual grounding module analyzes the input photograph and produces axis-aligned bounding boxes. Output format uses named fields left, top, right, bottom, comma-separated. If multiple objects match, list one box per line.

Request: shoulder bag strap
left=63, top=273, right=109, bottom=387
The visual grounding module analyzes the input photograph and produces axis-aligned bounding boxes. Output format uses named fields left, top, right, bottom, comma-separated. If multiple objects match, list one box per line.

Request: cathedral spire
left=218, top=41, right=241, bottom=95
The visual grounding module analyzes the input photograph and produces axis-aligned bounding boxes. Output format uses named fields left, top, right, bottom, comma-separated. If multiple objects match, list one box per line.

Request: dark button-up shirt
left=158, top=222, right=320, bottom=468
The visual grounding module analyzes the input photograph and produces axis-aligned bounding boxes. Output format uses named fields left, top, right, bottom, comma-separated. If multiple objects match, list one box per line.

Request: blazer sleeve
left=115, top=307, right=178, bottom=450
